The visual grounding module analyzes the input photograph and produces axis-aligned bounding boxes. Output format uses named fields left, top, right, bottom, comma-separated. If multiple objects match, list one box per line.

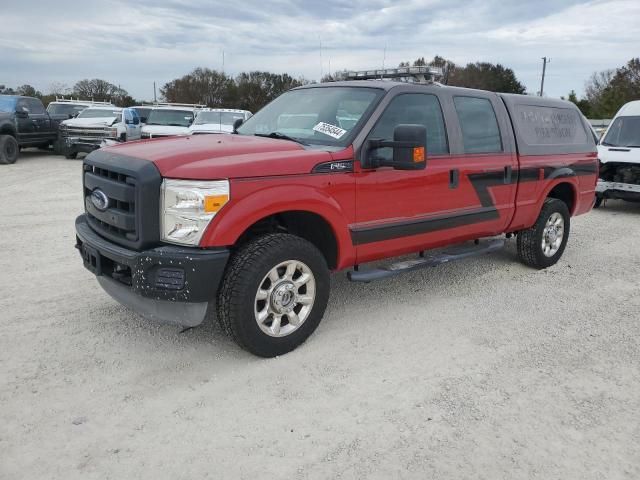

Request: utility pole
left=222, top=50, right=225, bottom=73
left=153, top=82, right=157, bottom=102
left=319, top=37, right=323, bottom=81
left=540, top=57, right=550, bottom=97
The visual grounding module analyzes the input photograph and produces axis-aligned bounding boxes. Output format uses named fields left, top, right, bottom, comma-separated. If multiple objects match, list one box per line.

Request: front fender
left=200, top=182, right=356, bottom=269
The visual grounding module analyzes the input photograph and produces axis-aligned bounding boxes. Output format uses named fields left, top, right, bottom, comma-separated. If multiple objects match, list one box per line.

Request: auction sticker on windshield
left=313, top=122, right=347, bottom=139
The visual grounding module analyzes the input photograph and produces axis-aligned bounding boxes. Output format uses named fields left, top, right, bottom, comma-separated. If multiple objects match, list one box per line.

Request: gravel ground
left=1, top=151, right=639, bottom=480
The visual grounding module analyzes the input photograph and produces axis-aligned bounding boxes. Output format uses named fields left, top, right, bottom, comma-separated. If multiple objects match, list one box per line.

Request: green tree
left=234, top=72, right=306, bottom=112
left=585, top=58, right=640, bottom=117
left=449, top=62, right=525, bottom=94
left=15, top=84, right=42, bottom=97
left=160, top=68, right=234, bottom=107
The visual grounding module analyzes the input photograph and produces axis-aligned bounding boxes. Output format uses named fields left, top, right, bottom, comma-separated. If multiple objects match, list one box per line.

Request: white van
left=595, top=100, right=640, bottom=207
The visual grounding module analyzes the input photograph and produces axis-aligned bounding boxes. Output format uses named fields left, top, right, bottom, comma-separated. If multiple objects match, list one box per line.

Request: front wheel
left=0, top=135, right=19, bottom=164
left=517, top=198, right=570, bottom=269
left=217, top=234, right=330, bottom=357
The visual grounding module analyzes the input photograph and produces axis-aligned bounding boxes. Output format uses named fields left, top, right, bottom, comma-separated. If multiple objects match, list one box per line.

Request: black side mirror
left=233, top=118, right=243, bottom=133
left=16, top=107, right=29, bottom=118
left=365, top=124, right=427, bottom=170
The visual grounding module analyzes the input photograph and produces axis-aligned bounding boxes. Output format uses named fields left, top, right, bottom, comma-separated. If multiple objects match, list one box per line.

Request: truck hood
left=142, top=125, right=190, bottom=136
left=598, top=144, right=640, bottom=165
left=63, top=117, right=117, bottom=127
left=103, top=134, right=334, bottom=179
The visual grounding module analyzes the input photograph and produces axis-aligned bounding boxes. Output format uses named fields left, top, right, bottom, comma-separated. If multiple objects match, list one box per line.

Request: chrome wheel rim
left=541, top=212, right=564, bottom=257
left=254, top=260, right=316, bottom=337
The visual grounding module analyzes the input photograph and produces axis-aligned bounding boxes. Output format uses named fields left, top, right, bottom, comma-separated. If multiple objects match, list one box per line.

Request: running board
left=347, top=238, right=505, bottom=283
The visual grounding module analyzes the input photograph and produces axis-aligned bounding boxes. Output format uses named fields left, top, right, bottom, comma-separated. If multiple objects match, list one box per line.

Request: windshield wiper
left=254, top=132, right=308, bottom=145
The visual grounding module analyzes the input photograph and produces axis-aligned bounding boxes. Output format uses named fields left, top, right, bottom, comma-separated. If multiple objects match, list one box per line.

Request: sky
left=1, top=0, right=638, bottom=101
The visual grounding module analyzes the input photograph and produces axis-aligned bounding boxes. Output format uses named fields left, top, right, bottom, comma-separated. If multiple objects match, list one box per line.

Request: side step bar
left=347, top=238, right=505, bottom=283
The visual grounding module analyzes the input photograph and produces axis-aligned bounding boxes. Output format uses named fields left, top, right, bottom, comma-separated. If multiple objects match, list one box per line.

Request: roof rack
left=346, top=66, right=443, bottom=84
left=153, top=102, right=207, bottom=108
left=54, top=96, right=114, bottom=105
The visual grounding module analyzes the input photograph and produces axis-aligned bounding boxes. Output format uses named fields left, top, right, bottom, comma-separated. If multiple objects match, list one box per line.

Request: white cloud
left=0, top=0, right=638, bottom=100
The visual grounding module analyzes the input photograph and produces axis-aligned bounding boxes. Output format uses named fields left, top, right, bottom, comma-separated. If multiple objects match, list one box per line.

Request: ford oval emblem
left=91, top=189, right=110, bottom=212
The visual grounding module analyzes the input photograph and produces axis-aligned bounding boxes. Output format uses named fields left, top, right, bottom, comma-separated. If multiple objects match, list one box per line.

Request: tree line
left=2, top=56, right=638, bottom=118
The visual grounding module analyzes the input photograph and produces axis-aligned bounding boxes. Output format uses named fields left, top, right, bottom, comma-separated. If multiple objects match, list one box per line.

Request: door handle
left=449, top=169, right=459, bottom=189
left=504, top=166, right=512, bottom=184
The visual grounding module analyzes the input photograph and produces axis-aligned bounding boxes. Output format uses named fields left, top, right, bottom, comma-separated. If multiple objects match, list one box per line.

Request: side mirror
left=233, top=118, right=244, bottom=133
left=365, top=124, right=427, bottom=170
left=16, top=106, right=29, bottom=118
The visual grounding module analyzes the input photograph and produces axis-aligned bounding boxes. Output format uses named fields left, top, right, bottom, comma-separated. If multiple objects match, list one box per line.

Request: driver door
left=124, top=108, right=141, bottom=140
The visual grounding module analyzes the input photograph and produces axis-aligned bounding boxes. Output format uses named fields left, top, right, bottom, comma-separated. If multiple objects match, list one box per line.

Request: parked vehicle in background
left=75, top=67, right=597, bottom=357
left=131, top=106, right=154, bottom=125
left=59, top=106, right=141, bottom=159
left=188, top=108, right=252, bottom=134
left=0, top=95, right=67, bottom=164
left=595, top=100, right=640, bottom=207
left=47, top=98, right=114, bottom=119
left=140, top=103, right=204, bottom=139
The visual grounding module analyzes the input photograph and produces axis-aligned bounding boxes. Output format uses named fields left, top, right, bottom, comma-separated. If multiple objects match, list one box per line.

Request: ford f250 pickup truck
left=75, top=68, right=597, bottom=357
left=0, top=95, right=67, bottom=164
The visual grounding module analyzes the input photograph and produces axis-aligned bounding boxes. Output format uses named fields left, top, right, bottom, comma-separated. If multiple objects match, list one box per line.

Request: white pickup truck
left=59, top=106, right=142, bottom=158
left=140, top=103, right=204, bottom=139
left=596, top=100, right=640, bottom=207
left=188, top=108, right=252, bottom=134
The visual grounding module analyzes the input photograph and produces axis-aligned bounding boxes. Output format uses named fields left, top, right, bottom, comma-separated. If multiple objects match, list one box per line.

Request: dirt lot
left=1, top=151, right=639, bottom=479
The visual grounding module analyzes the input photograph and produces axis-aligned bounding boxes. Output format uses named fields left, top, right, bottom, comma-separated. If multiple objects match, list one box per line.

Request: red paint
left=109, top=135, right=597, bottom=271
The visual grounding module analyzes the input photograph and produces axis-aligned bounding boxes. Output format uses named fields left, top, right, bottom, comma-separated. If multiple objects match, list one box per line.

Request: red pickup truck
left=75, top=76, right=597, bottom=356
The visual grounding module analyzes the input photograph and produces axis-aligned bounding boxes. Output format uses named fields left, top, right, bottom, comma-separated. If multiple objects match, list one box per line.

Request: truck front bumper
left=63, top=137, right=120, bottom=154
left=596, top=180, right=640, bottom=201
left=75, top=214, right=230, bottom=326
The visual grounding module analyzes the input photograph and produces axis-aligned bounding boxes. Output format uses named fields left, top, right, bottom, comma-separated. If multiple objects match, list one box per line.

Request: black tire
left=593, top=195, right=603, bottom=208
left=517, top=198, right=570, bottom=269
left=65, top=151, right=78, bottom=160
left=0, top=135, right=19, bottom=165
left=217, top=233, right=330, bottom=357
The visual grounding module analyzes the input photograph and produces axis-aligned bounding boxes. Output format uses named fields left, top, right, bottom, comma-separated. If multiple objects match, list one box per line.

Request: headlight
left=160, top=179, right=230, bottom=246
left=108, top=127, right=119, bottom=138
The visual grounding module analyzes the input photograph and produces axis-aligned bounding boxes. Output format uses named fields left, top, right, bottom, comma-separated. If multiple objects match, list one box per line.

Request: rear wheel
left=65, top=150, right=78, bottom=160
left=593, top=195, right=603, bottom=208
left=517, top=198, right=570, bottom=269
left=0, top=135, right=19, bottom=165
left=217, top=233, right=330, bottom=357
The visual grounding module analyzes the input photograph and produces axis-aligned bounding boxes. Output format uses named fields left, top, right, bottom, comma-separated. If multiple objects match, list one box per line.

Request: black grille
left=83, top=150, right=162, bottom=250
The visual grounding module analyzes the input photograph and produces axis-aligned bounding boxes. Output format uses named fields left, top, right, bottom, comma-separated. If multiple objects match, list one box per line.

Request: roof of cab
left=615, top=100, right=640, bottom=117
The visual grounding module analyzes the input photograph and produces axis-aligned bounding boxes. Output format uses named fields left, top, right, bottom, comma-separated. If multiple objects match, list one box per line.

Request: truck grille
left=83, top=151, right=162, bottom=250
left=62, top=126, right=113, bottom=140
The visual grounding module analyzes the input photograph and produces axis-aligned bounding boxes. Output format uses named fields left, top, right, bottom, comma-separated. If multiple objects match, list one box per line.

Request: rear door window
left=454, top=96, right=503, bottom=154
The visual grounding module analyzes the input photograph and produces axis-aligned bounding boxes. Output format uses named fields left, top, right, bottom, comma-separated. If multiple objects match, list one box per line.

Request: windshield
left=602, top=116, right=640, bottom=147
left=146, top=109, right=194, bottom=127
left=0, top=95, right=17, bottom=113
left=133, top=107, right=152, bottom=123
left=78, top=109, right=121, bottom=119
left=237, top=87, right=383, bottom=146
left=195, top=111, right=246, bottom=127
left=47, top=103, right=88, bottom=116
